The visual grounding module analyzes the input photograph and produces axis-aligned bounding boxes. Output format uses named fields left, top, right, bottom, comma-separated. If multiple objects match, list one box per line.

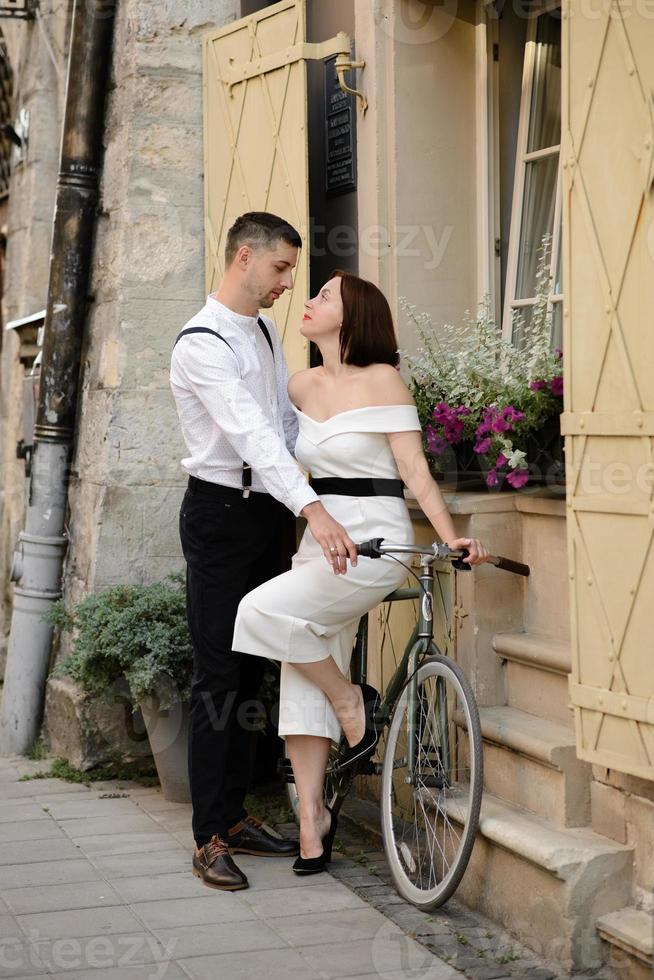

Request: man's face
left=244, top=240, right=299, bottom=309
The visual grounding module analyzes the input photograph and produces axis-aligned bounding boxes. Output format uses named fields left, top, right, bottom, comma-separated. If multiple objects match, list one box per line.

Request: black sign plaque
left=324, top=55, right=356, bottom=196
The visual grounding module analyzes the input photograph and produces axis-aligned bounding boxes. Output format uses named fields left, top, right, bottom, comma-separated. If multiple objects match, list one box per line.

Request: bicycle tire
left=381, top=652, right=483, bottom=909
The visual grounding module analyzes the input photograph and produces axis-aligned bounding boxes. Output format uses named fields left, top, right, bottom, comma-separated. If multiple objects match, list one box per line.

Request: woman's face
left=300, top=276, right=343, bottom=343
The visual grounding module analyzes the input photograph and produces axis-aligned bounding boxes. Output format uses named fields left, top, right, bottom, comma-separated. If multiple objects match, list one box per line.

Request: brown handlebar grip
left=494, top=556, right=530, bottom=576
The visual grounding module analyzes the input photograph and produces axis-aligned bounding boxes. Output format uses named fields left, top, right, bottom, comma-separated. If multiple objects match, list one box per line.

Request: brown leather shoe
left=192, top=835, right=249, bottom=890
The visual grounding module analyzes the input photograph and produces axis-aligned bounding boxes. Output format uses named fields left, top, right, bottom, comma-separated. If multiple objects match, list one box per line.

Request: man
left=170, top=212, right=357, bottom=891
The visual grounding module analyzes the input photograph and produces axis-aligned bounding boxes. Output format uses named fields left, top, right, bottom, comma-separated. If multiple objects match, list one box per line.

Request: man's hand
left=301, top=501, right=358, bottom=575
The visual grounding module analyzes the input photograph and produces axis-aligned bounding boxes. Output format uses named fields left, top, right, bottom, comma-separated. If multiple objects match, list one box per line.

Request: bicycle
left=279, top=538, right=530, bottom=909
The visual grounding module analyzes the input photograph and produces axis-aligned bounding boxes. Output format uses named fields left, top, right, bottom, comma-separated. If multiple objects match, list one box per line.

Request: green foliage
left=243, top=788, right=294, bottom=826
left=27, top=737, right=48, bottom=761
left=47, top=573, right=193, bottom=710
left=402, top=235, right=563, bottom=481
left=18, top=756, right=159, bottom=786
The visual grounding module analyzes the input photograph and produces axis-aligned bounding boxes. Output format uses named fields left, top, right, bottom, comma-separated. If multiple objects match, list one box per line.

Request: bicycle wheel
left=381, top=653, right=483, bottom=909
left=285, top=738, right=354, bottom=824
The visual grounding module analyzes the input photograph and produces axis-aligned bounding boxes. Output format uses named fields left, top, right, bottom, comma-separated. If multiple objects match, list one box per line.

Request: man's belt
left=309, top=477, right=404, bottom=498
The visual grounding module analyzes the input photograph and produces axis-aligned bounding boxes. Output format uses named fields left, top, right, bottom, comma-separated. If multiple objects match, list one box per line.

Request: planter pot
left=429, top=416, right=565, bottom=493
left=139, top=694, right=190, bottom=803
left=430, top=439, right=486, bottom=491
left=525, top=414, right=565, bottom=487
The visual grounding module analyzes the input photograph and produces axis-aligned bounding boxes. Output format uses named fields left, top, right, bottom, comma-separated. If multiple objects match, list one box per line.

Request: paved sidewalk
left=0, top=755, right=461, bottom=980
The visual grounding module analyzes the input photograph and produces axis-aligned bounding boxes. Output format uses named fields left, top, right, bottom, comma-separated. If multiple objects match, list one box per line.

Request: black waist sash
left=309, top=477, right=404, bottom=498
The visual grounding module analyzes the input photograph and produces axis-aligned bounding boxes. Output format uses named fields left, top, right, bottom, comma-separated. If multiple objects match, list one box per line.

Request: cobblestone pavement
left=280, top=796, right=616, bottom=980
left=0, top=756, right=615, bottom=980
left=0, top=755, right=458, bottom=980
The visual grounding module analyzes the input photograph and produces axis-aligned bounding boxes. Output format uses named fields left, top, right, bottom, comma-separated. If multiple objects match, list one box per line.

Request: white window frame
left=500, top=0, right=563, bottom=343
left=475, top=0, right=500, bottom=317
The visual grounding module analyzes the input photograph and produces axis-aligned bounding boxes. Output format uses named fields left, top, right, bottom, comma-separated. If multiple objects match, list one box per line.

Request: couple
left=170, top=211, right=488, bottom=892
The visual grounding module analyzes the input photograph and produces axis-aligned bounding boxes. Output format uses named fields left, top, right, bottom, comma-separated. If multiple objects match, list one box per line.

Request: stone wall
left=0, top=0, right=239, bottom=755
left=65, top=0, right=239, bottom=606
left=44, top=0, right=241, bottom=758
left=0, top=1, right=69, bottom=678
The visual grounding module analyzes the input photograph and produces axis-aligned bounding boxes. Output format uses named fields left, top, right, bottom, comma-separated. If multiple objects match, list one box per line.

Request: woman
left=233, top=270, right=488, bottom=873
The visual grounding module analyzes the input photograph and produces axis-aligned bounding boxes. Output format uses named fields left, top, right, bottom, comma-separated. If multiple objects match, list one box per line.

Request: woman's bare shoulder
left=288, top=367, right=319, bottom=405
left=361, top=363, right=415, bottom=406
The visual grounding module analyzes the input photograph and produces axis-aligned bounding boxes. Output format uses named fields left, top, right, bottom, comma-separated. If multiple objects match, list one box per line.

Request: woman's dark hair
left=331, top=269, right=400, bottom=368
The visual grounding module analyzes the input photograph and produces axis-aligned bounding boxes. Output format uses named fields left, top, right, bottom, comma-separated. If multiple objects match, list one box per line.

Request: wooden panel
left=203, top=0, right=309, bottom=373
left=564, top=0, right=654, bottom=780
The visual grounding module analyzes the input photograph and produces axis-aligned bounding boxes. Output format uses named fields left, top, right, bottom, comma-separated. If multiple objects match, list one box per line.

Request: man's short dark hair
left=225, top=212, right=302, bottom=266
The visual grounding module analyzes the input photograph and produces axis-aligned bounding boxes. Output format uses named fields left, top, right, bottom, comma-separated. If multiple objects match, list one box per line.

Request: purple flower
left=430, top=402, right=468, bottom=446
left=474, top=437, right=492, bottom=454
left=476, top=406, right=500, bottom=438
left=432, top=403, right=450, bottom=424
left=425, top=426, right=448, bottom=455
left=444, top=420, right=465, bottom=444
left=551, top=376, right=563, bottom=397
left=496, top=453, right=508, bottom=468
left=530, top=379, right=546, bottom=391
left=503, top=405, right=525, bottom=423
left=490, top=405, right=525, bottom=432
left=485, top=469, right=499, bottom=488
left=555, top=347, right=563, bottom=360
left=507, top=467, right=529, bottom=488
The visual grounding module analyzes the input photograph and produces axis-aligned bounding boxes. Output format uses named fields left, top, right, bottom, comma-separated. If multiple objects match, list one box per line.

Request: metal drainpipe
left=0, top=0, right=116, bottom=754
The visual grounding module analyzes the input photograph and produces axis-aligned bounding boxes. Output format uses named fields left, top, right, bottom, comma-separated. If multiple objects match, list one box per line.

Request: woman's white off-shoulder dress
left=232, top=404, right=421, bottom=743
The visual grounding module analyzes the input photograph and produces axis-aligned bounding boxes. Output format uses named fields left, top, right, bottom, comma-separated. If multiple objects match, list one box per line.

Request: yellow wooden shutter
left=562, top=1, right=654, bottom=779
left=203, top=0, right=309, bottom=375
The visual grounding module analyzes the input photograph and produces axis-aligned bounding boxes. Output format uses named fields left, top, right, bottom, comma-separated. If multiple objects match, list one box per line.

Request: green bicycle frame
left=350, top=558, right=443, bottom=783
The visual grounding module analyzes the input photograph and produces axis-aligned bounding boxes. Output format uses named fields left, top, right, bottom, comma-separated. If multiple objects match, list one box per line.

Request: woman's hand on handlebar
left=448, top=537, right=489, bottom=566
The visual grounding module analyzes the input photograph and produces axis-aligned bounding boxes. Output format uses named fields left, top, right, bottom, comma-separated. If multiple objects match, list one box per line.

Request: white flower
left=504, top=448, right=527, bottom=469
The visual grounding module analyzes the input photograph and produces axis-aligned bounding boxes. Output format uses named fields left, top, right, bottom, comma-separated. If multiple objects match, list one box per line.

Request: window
left=500, top=5, right=562, bottom=347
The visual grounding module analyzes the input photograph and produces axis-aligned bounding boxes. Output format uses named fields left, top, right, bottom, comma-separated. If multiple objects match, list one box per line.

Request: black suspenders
left=173, top=317, right=274, bottom=498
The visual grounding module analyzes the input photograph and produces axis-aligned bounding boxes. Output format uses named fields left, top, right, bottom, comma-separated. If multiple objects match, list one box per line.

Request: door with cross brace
left=203, top=0, right=356, bottom=375
left=562, top=0, right=654, bottom=780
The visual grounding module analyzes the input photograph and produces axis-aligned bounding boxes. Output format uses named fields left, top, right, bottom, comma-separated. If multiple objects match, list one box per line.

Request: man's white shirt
left=170, top=295, right=318, bottom=516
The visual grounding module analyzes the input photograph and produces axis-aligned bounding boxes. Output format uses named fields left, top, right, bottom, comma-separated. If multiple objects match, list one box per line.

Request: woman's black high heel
left=335, top=683, right=382, bottom=772
left=321, top=804, right=338, bottom=863
left=292, top=805, right=338, bottom=875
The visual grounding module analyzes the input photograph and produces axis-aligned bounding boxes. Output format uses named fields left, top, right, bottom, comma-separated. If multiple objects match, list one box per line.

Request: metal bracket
left=334, top=51, right=367, bottom=114
left=225, top=30, right=366, bottom=113
left=0, top=0, right=36, bottom=19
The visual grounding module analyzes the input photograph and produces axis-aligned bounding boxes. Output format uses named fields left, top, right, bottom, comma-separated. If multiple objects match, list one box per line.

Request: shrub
left=48, top=574, right=193, bottom=711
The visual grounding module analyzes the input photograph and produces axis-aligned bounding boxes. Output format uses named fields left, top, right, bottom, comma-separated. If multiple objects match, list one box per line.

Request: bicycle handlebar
left=356, top=538, right=530, bottom=577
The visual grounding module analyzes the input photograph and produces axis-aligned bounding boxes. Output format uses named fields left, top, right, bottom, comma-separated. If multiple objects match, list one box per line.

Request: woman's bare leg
left=286, top=734, right=332, bottom=859
left=291, top=657, right=366, bottom=747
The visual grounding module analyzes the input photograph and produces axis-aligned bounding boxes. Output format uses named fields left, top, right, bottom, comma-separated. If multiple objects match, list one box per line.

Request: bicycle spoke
left=381, top=656, right=483, bottom=909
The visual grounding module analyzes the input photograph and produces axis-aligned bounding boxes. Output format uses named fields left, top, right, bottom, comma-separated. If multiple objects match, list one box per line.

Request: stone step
left=340, top=787, right=634, bottom=973
left=473, top=705, right=591, bottom=826
left=493, top=630, right=573, bottom=725
left=444, top=790, right=634, bottom=973
left=505, top=659, right=572, bottom=727
left=596, top=906, right=653, bottom=980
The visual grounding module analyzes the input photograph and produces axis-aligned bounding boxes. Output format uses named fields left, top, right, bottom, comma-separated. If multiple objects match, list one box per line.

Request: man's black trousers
left=179, top=477, right=292, bottom=847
